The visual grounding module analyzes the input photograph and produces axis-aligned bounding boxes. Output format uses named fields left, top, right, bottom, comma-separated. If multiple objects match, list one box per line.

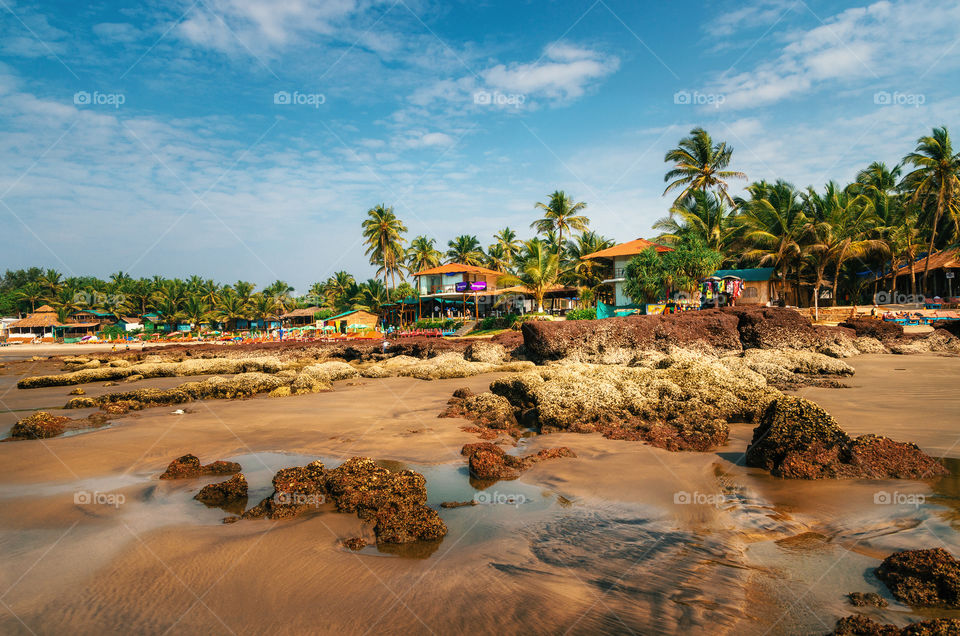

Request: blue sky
left=1, top=0, right=959, bottom=291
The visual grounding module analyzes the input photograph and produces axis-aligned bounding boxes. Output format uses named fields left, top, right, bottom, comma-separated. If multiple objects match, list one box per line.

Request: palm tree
left=484, top=244, right=512, bottom=273
left=889, top=208, right=926, bottom=298
left=351, top=279, right=389, bottom=313
left=182, top=296, right=210, bottom=331
left=15, top=283, right=44, bottom=313
left=250, top=293, right=280, bottom=331
left=215, top=291, right=248, bottom=332
left=736, top=180, right=807, bottom=305
left=901, top=126, right=960, bottom=293
left=38, top=269, right=64, bottom=300
left=446, top=235, right=485, bottom=265
left=663, top=127, right=746, bottom=205
left=362, top=204, right=407, bottom=297
left=406, top=235, right=442, bottom=275
left=324, top=271, right=355, bottom=309
left=654, top=190, right=739, bottom=260
left=532, top=191, right=589, bottom=254
left=491, top=227, right=522, bottom=265
left=498, top=241, right=560, bottom=312
left=126, top=279, right=155, bottom=317
left=233, top=281, right=255, bottom=305
left=563, top=231, right=614, bottom=305
left=802, top=186, right=883, bottom=315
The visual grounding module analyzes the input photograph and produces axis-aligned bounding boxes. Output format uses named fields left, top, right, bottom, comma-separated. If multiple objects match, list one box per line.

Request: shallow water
left=1, top=353, right=960, bottom=634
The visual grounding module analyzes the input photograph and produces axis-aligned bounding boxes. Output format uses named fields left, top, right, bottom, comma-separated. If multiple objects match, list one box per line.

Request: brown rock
left=8, top=411, right=70, bottom=440
left=875, top=548, right=960, bottom=608
left=848, top=592, right=888, bottom=607
left=159, top=454, right=242, bottom=479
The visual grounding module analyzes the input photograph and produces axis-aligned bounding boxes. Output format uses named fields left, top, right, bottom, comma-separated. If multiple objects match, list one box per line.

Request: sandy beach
left=1, top=343, right=958, bottom=635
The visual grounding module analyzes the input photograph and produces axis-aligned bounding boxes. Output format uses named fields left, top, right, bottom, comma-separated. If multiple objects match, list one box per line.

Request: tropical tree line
left=3, top=124, right=955, bottom=322
left=647, top=125, right=960, bottom=307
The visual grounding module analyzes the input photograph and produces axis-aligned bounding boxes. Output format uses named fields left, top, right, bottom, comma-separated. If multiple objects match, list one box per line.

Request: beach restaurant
left=5, top=305, right=102, bottom=342
left=320, top=309, right=379, bottom=334
left=581, top=238, right=673, bottom=307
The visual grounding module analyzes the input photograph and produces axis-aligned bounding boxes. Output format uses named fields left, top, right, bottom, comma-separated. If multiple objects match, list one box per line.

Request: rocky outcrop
left=875, top=548, right=960, bottom=608
left=19, top=356, right=287, bottom=389
left=7, top=411, right=71, bottom=440
left=890, top=329, right=960, bottom=355
left=463, top=342, right=507, bottom=364
left=521, top=310, right=744, bottom=363
left=440, top=388, right=519, bottom=431
left=474, top=356, right=777, bottom=450
left=242, top=457, right=447, bottom=544
left=847, top=592, right=888, bottom=608
left=461, top=442, right=576, bottom=482
left=840, top=318, right=904, bottom=341
left=831, top=614, right=960, bottom=635
left=746, top=396, right=948, bottom=479
left=243, top=460, right=328, bottom=520
left=159, top=454, right=242, bottom=480
left=195, top=474, right=248, bottom=512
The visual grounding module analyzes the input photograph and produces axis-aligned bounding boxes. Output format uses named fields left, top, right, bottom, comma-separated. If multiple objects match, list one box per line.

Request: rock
left=440, top=500, right=477, bottom=508
left=159, top=454, right=242, bottom=480
left=848, top=435, right=949, bottom=479
left=831, top=614, right=960, bottom=635
left=101, top=400, right=141, bottom=415
left=483, top=358, right=774, bottom=450
left=853, top=337, right=888, bottom=354
left=848, top=592, right=888, bottom=608
left=840, top=318, right=904, bottom=341
left=746, top=396, right=948, bottom=480
left=242, top=460, right=327, bottom=520
left=464, top=341, right=507, bottom=364
left=373, top=501, right=447, bottom=544
left=242, top=457, right=447, bottom=545
left=160, top=454, right=203, bottom=479
left=875, top=548, right=960, bottom=608
left=521, top=310, right=743, bottom=363
left=8, top=411, right=70, bottom=440
left=440, top=391, right=518, bottom=430
left=831, top=614, right=899, bottom=635
left=69, top=387, right=86, bottom=396
left=341, top=537, right=366, bottom=550
left=124, top=374, right=144, bottom=383
left=195, top=474, right=248, bottom=509
left=461, top=443, right=576, bottom=482
left=891, top=330, right=960, bottom=355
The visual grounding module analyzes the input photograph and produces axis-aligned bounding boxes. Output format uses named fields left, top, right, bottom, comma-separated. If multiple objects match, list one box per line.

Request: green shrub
left=565, top=308, right=596, bottom=321
left=415, top=318, right=464, bottom=331
left=479, top=314, right=519, bottom=331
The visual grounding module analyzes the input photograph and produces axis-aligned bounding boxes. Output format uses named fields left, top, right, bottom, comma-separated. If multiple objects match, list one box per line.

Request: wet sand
left=0, top=353, right=959, bottom=634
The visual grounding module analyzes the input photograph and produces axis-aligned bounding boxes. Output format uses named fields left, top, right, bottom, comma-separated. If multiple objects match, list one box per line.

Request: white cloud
left=480, top=43, right=619, bottom=100
left=707, top=0, right=960, bottom=109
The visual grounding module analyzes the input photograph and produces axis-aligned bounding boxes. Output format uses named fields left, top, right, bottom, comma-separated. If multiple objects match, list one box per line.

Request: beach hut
left=321, top=310, right=379, bottom=334
left=280, top=306, right=321, bottom=328
left=6, top=305, right=63, bottom=342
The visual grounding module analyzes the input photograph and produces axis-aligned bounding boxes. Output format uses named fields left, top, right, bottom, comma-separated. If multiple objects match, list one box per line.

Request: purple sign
left=455, top=281, right=488, bottom=292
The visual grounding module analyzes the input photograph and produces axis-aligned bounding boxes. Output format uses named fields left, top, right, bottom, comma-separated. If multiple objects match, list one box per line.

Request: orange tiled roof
left=412, top=263, right=503, bottom=277
left=581, top=238, right=673, bottom=259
